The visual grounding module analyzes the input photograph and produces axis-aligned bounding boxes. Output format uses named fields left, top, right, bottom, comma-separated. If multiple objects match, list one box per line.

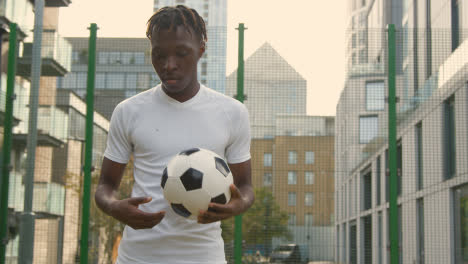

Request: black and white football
left=161, top=148, right=233, bottom=219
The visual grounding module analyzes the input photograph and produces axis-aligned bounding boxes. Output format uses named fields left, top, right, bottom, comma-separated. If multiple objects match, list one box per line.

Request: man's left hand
left=197, top=184, right=247, bottom=224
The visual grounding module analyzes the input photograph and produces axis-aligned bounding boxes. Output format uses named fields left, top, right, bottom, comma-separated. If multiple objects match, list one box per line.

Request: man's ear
left=199, top=41, right=206, bottom=58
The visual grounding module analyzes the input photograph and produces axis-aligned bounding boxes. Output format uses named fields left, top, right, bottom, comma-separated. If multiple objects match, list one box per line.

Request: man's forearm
left=238, top=185, right=255, bottom=213
left=95, top=184, right=119, bottom=216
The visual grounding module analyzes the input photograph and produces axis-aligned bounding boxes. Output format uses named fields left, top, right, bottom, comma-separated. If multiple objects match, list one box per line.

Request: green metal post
left=387, top=24, right=400, bottom=264
left=0, top=23, right=18, bottom=264
left=80, top=23, right=97, bottom=264
left=234, top=23, right=246, bottom=264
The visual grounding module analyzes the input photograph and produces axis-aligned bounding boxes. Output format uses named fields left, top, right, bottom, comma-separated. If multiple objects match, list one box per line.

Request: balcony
left=0, top=0, right=34, bottom=37
left=13, top=105, right=68, bottom=147
left=33, top=182, right=65, bottom=216
left=28, top=0, right=71, bottom=7
left=17, top=30, right=72, bottom=77
left=347, top=62, right=385, bottom=78
left=0, top=90, right=21, bottom=126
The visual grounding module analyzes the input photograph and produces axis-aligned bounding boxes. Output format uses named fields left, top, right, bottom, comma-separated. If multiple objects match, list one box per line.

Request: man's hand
left=197, top=184, right=248, bottom=224
left=110, top=196, right=165, bottom=229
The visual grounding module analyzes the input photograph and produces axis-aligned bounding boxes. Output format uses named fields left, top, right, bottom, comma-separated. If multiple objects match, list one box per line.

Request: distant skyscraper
left=153, top=0, right=227, bottom=94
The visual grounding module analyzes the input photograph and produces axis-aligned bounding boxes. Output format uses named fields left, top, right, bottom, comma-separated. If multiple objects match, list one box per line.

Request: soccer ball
left=161, top=148, right=233, bottom=220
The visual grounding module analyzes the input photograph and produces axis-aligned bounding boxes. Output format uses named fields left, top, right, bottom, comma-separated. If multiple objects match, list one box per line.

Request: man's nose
left=164, top=56, right=177, bottom=71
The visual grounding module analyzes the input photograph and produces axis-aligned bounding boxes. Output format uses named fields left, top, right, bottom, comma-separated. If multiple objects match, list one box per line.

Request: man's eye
left=177, top=51, right=188, bottom=56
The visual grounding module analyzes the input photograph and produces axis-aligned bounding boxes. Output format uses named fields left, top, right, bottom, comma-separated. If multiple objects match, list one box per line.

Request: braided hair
left=146, top=5, right=207, bottom=43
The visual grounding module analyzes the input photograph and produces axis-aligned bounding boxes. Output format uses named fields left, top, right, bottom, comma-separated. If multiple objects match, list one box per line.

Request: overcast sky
left=58, top=0, right=347, bottom=115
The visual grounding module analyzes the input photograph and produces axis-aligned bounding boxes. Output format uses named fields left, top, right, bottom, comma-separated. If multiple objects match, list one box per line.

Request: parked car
left=269, top=244, right=309, bottom=264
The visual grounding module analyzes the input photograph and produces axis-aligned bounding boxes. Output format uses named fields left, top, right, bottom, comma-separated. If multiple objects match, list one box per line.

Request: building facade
left=58, top=37, right=158, bottom=119
left=226, top=42, right=307, bottom=139
left=336, top=0, right=468, bottom=263
left=251, top=115, right=335, bottom=261
left=154, top=0, right=227, bottom=94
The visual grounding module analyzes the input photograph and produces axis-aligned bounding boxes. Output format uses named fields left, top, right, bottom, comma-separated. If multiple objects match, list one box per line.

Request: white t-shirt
left=104, top=84, right=251, bottom=264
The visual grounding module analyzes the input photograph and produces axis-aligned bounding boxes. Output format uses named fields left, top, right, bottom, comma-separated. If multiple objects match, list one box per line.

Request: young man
left=94, top=5, right=254, bottom=264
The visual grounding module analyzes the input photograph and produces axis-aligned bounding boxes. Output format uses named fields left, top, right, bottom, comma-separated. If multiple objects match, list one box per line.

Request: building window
left=288, top=151, right=297, bottom=164
left=417, top=198, right=425, bottom=264
left=126, top=73, right=137, bottom=89
left=376, top=155, right=381, bottom=205
left=416, top=122, right=423, bottom=190
left=305, top=192, right=313, bottom=206
left=106, top=73, right=125, bottom=89
left=305, top=214, right=313, bottom=226
left=263, top=173, right=272, bottom=186
left=108, top=52, right=121, bottom=64
left=288, top=192, right=296, bottom=206
left=77, top=72, right=87, bottom=89
left=451, top=0, right=461, bottom=51
left=98, top=52, right=109, bottom=64
left=363, top=215, right=372, bottom=264
left=96, top=73, right=106, bottom=89
left=359, top=115, right=378, bottom=144
left=378, top=212, right=383, bottom=264
left=134, top=52, right=145, bottom=64
left=454, top=184, right=468, bottom=263
left=362, top=167, right=372, bottom=211
left=288, top=213, right=296, bottom=226
left=444, top=96, right=456, bottom=179
left=305, top=171, right=314, bottom=185
left=176, top=0, right=185, bottom=3
left=305, top=151, right=315, bottom=164
left=137, top=74, right=150, bottom=89
left=263, top=153, right=272, bottom=167
left=201, top=62, right=207, bottom=76
left=287, top=171, right=297, bottom=185
left=366, top=81, right=385, bottom=111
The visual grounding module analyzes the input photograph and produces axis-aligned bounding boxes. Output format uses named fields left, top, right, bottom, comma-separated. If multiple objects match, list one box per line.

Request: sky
left=58, top=0, right=347, bottom=116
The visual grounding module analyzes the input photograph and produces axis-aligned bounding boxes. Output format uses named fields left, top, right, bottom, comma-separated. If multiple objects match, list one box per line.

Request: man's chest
left=129, top=109, right=230, bottom=160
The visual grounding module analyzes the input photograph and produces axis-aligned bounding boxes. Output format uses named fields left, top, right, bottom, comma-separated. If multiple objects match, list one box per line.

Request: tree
left=65, top=158, right=135, bottom=263
left=221, top=187, right=291, bottom=256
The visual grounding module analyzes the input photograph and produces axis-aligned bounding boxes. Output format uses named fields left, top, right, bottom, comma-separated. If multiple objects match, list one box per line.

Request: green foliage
left=221, top=187, right=291, bottom=246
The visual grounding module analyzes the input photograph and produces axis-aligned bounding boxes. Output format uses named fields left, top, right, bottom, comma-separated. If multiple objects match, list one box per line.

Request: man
left=94, top=5, right=254, bottom=264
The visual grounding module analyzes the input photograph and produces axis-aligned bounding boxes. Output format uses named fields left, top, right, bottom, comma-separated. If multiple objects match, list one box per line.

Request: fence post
left=0, top=23, right=18, bottom=264
left=234, top=23, right=246, bottom=264
left=387, top=24, right=400, bottom=264
left=80, top=23, right=97, bottom=264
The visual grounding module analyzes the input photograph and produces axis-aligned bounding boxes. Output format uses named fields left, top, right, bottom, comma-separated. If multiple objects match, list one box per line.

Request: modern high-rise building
left=336, top=0, right=468, bottom=263
left=153, top=0, right=227, bottom=94
left=226, top=43, right=307, bottom=138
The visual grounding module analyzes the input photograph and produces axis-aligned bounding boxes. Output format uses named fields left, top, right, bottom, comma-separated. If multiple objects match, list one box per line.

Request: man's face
left=151, top=25, right=204, bottom=98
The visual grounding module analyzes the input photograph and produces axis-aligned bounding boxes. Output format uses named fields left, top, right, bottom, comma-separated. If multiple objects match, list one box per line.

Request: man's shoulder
left=203, top=86, right=246, bottom=111
left=117, top=87, right=155, bottom=110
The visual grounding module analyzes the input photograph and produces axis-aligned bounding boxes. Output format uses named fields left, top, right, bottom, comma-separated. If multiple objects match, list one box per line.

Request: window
left=287, top=171, right=297, bottom=185
left=121, top=52, right=133, bottom=64
left=359, top=115, right=378, bottom=144
left=137, top=74, right=150, bottom=89
left=263, top=153, right=272, bottom=167
left=451, top=0, right=461, bottom=51
left=106, top=73, right=125, bottom=89
left=288, top=151, right=297, bottom=164
left=362, top=168, right=372, bottom=211
left=263, top=173, right=272, bottom=186
left=305, top=171, right=314, bottom=185
left=288, top=192, right=296, bottom=206
left=363, top=215, right=372, bottom=264
left=305, top=192, right=313, bottom=206
left=62, top=72, right=77, bottom=88
left=96, top=73, right=106, bottom=89
left=305, top=214, right=313, bottom=226
left=126, top=73, right=137, bottom=89
left=134, top=52, right=145, bottom=64
left=444, top=96, right=456, bottom=179
left=425, top=0, right=432, bottom=79
left=416, top=122, right=423, bottom=190
left=376, top=156, right=381, bottom=205
left=417, top=199, right=425, bottom=264
left=454, top=184, right=468, bottom=263
left=366, top=81, right=385, bottom=111
left=77, top=72, right=87, bottom=89
left=201, top=62, right=207, bottom=76
left=98, top=52, right=109, bottom=64
left=305, top=151, right=315, bottom=164
left=288, top=213, right=296, bottom=226
left=108, top=52, right=121, bottom=64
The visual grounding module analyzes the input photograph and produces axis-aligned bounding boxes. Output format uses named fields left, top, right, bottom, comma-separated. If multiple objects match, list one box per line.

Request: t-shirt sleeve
left=104, top=103, right=132, bottom=164
left=225, top=103, right=251, bottom=164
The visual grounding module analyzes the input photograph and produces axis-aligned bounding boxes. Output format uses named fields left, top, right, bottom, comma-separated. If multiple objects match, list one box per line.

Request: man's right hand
left=109, top=196, right=165, bottom=230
